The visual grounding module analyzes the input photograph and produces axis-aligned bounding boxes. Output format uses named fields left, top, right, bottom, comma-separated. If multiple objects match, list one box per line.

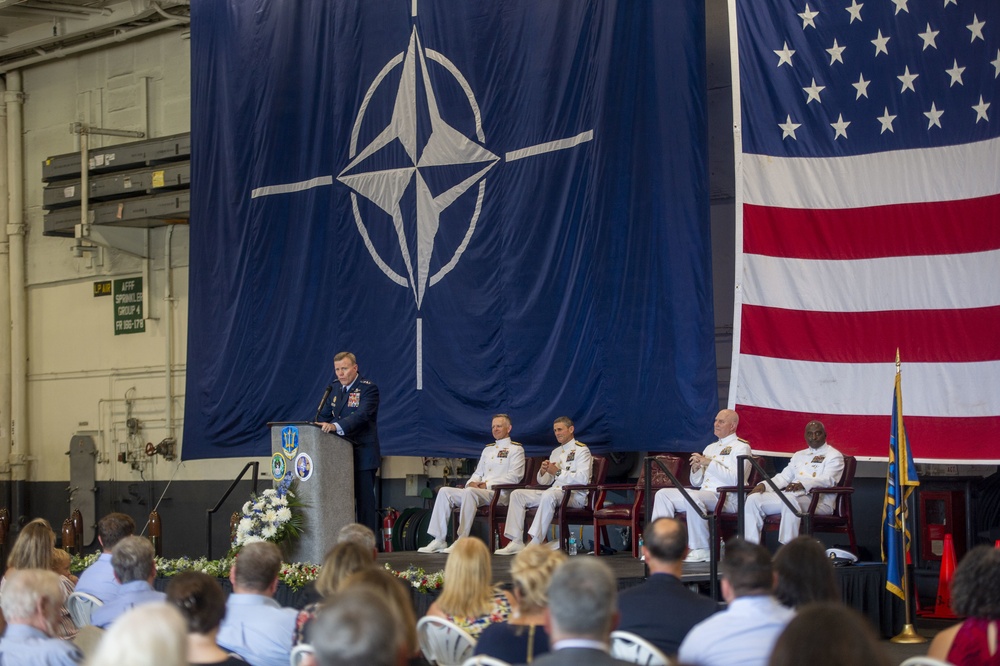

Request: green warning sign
left=113, top=277, right=145, bottom=335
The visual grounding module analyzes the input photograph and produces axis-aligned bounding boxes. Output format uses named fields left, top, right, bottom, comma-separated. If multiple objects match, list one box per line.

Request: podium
left=268, top=422, right=355, bottom=564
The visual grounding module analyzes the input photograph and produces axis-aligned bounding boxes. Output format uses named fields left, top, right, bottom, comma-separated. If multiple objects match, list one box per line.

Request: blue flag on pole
left=183, top=1, right=717, bottom=459
left=882, top=367, right=920, bottom=599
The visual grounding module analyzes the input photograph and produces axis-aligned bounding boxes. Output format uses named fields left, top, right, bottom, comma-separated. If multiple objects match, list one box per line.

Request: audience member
left=418, top=414, right=525, bottom=554
left=336, top=522, right=378, bottom=558
left=166, top=571, right=246, bottom=666
left=0, top=568, right=83, bottom=665
left=617, top=518, right=719, bottom=655
left=744, top=421, right=844, bottom=545
left=87, top=603, right=187, bottom=666
left=678, top=539, right=793, bottom=666
left=475, top=544, right=566, bottom=663
left=216, top=541, right=297, bottom=666
left=772, top=536, right=837, bottom=609
left=91, top=536, right=166, bottom=628
left=496, top=417, right=592, bottom=555
left=340, top=568, right=419, bottom=662
left=650, top=410, right=751, bottom=562
left=52, top=548, right=78, bottom=585
left=425, top=537, right=512, bottom=638
left=530, top=557, right=631, bottom=666
left=298, top=524, right=378, bottom=607
left=769, top=602, right=889, bottom=666
left=294, top=541, right=375, bottom=644
left=2, top=519, right=77, bottom=638
left=308, top=587, right=405, bottom=666
left=75, top=512, right=135, bottom=603
left=928, top=544, right=1000, bottom=665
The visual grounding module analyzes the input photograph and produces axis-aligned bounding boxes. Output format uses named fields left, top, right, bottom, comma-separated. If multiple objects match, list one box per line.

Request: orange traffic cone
left=926, top=533, right=958, bottom=619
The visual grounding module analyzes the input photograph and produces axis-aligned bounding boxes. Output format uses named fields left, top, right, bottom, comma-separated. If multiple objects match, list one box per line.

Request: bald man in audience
left=617, top=518, right=719, bottom=656
left=0, top=569, right=83, bottom=665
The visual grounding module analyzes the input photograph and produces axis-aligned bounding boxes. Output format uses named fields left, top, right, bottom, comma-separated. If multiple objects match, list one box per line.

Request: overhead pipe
left=0, top=77, right=11, bottom=496
left=5, top=70, right=27, bottom=526
left=164, top=225, right=175, bottom=444
left=0, top=19, right=186, bottom=74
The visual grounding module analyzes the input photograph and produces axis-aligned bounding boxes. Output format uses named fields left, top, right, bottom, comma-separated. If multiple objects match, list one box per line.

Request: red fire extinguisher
left=381, top=508, right=400, bottom=553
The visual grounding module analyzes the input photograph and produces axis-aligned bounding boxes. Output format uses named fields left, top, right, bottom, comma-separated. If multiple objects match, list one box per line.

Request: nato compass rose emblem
left=251, top=2, right=593, bottom=389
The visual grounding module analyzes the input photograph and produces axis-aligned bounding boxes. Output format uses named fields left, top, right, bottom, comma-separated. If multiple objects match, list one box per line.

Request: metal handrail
left=643, top=456, right=720, bottom=601
left=736, top=455, right=811, bottom=537
left=205, top=462, right=259, bottom=559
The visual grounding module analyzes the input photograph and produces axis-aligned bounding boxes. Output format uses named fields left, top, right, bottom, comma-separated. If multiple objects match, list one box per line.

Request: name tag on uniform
left=348, top=390, right=360, bottom=408
left=720, top=446, right=732, bottom=455
left=811, top=456, right=825, bottom=463
left=497, top=449, right=509, bottom=459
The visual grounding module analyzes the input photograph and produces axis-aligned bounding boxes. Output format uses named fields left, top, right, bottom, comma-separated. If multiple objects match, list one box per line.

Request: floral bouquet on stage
left=232, top=474, right=304, bottom=553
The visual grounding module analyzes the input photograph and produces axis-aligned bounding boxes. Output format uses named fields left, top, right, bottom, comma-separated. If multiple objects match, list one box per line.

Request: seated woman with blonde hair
left=424, top=537, right=512, bottom=638
left=928, top=545, right=1000, bottom=665
left=293, top=541, right=375, bottom=644
left=1, top=519, right=77, bottom=639
left=474, top=543, right=566, bottom=663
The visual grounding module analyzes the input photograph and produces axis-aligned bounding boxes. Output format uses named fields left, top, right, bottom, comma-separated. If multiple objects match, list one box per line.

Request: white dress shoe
left=417, top=538, right=449, bottom=554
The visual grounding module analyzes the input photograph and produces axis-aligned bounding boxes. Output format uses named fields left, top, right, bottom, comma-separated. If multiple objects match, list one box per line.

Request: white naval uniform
left=744, top=442, right=845, bottom=544
left=651, top=433, right=752, bottom=550
left=504, top=439, right=593, bottom=544
left=426, top=438, right=526, bottom=542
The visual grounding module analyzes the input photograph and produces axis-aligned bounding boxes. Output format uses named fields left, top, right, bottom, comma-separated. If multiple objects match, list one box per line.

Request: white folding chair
left=610, top=630, right=670, bottom=666
left=290, top=643, right=315, bottom=666
left=416, top=616, right=477, bottom=666
left=899, top=658, right=956, bottom=666
left=461, top=656, right=511, bottom=666
left=66, top=591, right=103, bottom=628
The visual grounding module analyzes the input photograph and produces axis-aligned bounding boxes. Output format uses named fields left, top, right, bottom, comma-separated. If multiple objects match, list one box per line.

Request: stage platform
left=378, top=550, right=903, bottom=638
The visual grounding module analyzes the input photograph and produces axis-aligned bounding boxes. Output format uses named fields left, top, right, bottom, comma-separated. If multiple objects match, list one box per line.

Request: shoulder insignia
left=511, top=441, right=523, bottom=447
left=485, top=442, right=495, bottom=447
left=576, top=441, right=586, bottom=447
left=360, top=379, right=373, bottom=385
left=738, top=437, right=750, bottom=444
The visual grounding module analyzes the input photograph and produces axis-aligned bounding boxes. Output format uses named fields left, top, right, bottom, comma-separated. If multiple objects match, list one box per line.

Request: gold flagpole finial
left=895, top=348, right=901, bottom=374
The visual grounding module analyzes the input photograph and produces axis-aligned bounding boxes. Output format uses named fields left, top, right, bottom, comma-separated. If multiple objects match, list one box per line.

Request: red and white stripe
left=731, top=139, right=1000, bottom=462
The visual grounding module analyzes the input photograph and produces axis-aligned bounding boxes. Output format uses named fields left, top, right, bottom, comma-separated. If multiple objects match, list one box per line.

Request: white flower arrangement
left=232, top=474, right=303, bottom=552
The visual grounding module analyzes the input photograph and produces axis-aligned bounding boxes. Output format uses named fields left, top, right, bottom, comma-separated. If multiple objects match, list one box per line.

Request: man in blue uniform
left=317, top=351, right=381, bottom=537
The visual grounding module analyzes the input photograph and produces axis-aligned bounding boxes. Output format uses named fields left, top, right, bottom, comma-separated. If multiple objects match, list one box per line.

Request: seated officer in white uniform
left=495, top=416, right=592, bottom=555
left=650, top=409, right=751, bottom=563
left=744, top=420, right=845, bottom=546
left=418, top=414, right=525, bottom=554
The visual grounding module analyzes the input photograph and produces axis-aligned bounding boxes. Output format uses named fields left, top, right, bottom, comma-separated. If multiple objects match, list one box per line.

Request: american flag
left=730, top=0, right=1000, bottom=461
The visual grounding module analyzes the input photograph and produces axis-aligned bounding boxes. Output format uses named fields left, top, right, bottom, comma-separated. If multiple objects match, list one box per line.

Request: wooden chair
left=417, top=616, right=477, bottom=666
left=591, top=454, right=682, bottom=557
left=711, top=454, right=765, bottom=555
left=554, top=454, right=609, bottom=551
left=761, top=455, right=858, bottom=553
left=610, top=630, right=670, bottom=666
left=477, top=456, right=546, bottom=552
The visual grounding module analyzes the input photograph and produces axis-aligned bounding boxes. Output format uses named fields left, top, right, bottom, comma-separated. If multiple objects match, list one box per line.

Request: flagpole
left=892, top=350, right=926, bottom=643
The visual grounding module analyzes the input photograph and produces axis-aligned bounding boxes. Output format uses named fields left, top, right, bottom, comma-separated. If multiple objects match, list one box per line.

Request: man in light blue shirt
left=91, top=536, right=166, bottom=628
left=0, top=569, right=83, bottom=665
left=75, top=512, right=135, bottom=603
left=678, top=539, right=794, bottom=666
left=217, top=541, right=297, bottom=666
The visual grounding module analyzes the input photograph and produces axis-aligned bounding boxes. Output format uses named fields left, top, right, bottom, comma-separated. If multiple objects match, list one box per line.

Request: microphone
left=314, top=385, right=333, bottom=423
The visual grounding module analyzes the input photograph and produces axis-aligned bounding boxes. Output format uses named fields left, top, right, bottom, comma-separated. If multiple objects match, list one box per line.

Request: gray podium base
left=270, top=423, right=355, bottom=564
